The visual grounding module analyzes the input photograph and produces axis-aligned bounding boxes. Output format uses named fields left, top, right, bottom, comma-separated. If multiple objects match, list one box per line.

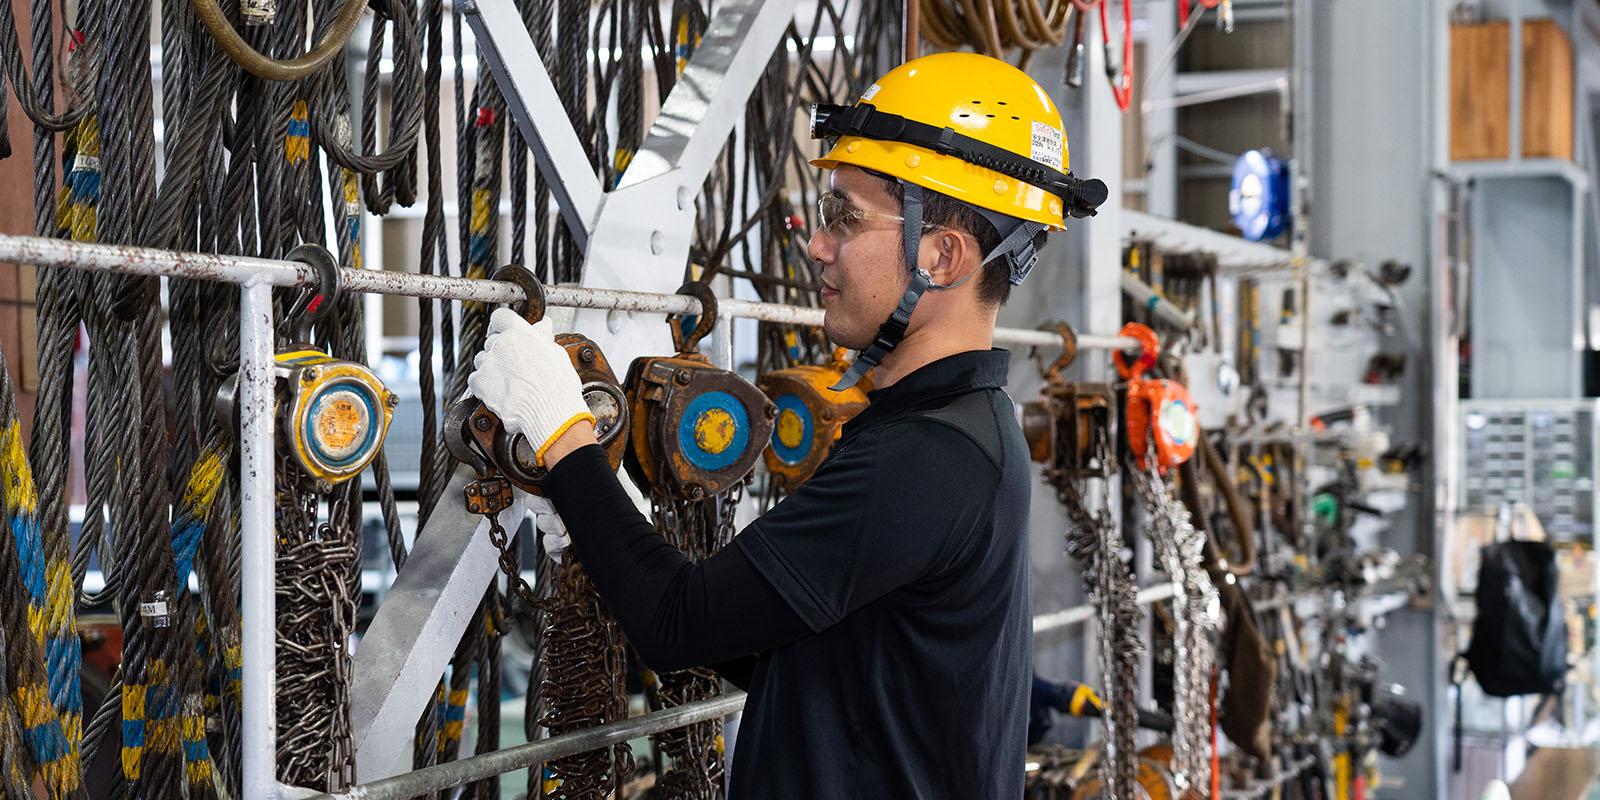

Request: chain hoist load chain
left=1029, top=322, right=1144, bottom=800
left=1110, top=322, right=1215, bottom=795
left=624, top=282, right=776, bottom=500
left=756, top=348, right=868, bottom=491
left=1131, top=435, right=1219, bottom=796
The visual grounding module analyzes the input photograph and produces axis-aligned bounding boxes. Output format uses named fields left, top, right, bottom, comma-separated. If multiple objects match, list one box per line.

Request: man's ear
left=925, top=229, right=979, bottom=287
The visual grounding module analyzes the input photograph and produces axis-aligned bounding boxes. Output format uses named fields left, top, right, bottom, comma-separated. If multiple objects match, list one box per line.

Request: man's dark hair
left=874, top=172, right=1049, bottom=307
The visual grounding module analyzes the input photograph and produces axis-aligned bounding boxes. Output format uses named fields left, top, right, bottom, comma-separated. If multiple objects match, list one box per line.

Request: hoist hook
left=285, top=244, right=342, bottom=344
left=1033, top=320, right=1079, bottom=383
left=491, top=264, right=546, bottom=324
left=443, top=398, right=496, bottom=481
left=670, top=281, right=719, bottom=354
left=1113, top=322, right=1161, bottom=382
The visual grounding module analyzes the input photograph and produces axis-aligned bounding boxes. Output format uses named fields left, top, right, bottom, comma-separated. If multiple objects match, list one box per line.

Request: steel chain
left=1129, top=432, right=1218, bottom=795
left=1049, top=420, right=1142, bottom=800
left=273, top=453, right=359, bottom=792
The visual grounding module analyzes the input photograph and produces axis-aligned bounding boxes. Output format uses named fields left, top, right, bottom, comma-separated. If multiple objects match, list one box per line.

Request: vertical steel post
left=239, top=279, right=280, bottom=800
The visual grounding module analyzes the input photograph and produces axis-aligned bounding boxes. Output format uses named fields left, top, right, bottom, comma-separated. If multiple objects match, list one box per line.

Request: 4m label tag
left=1031, top=120, right=1063, bottom=171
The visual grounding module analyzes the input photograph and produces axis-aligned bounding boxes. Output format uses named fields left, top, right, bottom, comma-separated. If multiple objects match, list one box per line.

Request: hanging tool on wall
left=216, top=246, right=398, bottom=493
left=1117, top=323, right=1199, bottom=475
left=624, top=282, right=776, bottom=502
left=443, top=266, right=636, bottom=798
left=1021, top=322, right=1117, bottom=479
left=623, top=282, right=774, bottom=797
left=757, top=348, right=869, bottom=492
left=1229, top=149, right=1290, bottom=242
left=447, top=269, right=631, bottom=500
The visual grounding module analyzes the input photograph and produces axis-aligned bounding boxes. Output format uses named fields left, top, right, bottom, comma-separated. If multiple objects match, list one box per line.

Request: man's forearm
left=542, top=445, right=808, bottom=671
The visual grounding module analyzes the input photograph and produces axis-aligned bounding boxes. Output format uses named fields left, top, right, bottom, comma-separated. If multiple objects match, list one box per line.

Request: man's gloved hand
left=467, top=308, right=594, bottom=466
left=521, top=492, right=572, bottom=563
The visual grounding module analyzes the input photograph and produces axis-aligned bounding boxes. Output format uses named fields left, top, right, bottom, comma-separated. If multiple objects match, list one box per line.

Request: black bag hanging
left=1451, top=536, right=1570, bottom=772
left=1462, top=539, right=1568, bottom=698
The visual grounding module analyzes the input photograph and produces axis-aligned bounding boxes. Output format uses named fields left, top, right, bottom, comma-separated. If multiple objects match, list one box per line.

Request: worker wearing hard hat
left=468, top=51, right=1106, bottom=797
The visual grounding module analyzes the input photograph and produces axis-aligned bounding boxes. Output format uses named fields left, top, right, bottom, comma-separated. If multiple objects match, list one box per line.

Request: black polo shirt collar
left=843, top=348, right=1012, bottom=435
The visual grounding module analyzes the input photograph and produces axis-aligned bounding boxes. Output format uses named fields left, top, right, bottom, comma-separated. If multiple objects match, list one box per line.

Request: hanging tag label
left=241, top=0, right=277, bottom=25
left=1031, top=121, right=1063, bottom=171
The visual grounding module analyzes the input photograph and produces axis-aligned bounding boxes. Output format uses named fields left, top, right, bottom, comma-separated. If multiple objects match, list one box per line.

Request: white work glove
left=519, top=491, right=572, bottom=563
left=467, top=308, right=594, bottom=466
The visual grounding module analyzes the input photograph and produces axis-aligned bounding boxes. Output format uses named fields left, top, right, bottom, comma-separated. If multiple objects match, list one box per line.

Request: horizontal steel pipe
left=303, top=693, right=747, bottom=800
left=1031, top=582, right=1180, bottom=635
left=0, top=233, right=1140, bottom=351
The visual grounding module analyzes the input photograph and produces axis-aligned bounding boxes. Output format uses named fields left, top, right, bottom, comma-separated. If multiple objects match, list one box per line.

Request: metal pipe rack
left=304, top=694, right=748, bottom=800
left=1031, top=582, right=1180, bottom=635
left=0, top=232, right=1146, bottom=798
left=0, top=234, right=1139, bottom=352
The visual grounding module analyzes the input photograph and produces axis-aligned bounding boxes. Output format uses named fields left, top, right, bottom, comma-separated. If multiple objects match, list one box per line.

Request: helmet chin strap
left=828, top=182, right=1048, bottom=391
left=831, top=182, right=930, bottom=391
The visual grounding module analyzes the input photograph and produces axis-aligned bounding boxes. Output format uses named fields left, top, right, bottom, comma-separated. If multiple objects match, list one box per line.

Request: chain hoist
left=623, top=282, right=776, bottom=501
left=442, top=266, right=638, bottom=796
left=1115, top=323, right=1198, bottom=475
left=215, top=246, right=399, bottom=492
left=1028, top=322, right=1144, bottom=800
left=757, top=348, right=869, bottom=490
left=216, top=245, right=392, bottom=792
left=622, top=283, right=771, bottom=798
left=443, top=266, right=631, bottom=609
left=1116, top=323, right=1216, bottom=796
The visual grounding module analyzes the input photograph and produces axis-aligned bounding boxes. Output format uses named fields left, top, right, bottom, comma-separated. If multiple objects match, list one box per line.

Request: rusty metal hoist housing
left=1020, top=322, right=1119, bottom=481
left=217, top=244, right=397, bottom=489
left=624, top=282, right=775, bottom=500
left=757, top=348, right=869, bottom=490
left=445, top=267, right=630, bottom=512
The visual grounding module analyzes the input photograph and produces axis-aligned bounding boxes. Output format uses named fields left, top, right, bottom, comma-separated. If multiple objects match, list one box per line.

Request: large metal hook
left=670, top=281, right=718, bottom=354
left=491, top=264, right=546, bottom=324
left=443, top=398, right=496, bottom=480
left=285, top=244, right=342, bottom=344
left=1032, top=320, right=1078, bottom=384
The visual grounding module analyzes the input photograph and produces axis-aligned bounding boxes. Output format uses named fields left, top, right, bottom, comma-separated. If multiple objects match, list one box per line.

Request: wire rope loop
left=188, top=0, right=368, bottom=82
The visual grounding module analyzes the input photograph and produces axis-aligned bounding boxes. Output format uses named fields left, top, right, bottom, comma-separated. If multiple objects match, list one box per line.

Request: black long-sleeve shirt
left=543, top=349, right=1033, bottom=799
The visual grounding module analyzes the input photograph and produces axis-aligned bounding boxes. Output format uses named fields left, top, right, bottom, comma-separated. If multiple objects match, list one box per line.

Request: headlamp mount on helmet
left=809, top=102, right=1110, bottom=220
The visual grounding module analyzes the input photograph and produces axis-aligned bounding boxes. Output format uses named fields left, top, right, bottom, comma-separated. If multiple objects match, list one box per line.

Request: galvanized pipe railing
left=0, top=234, right=1140, bottom=352
left=1032, top=581, right=1179, bottom=635
left=0, top=231, right=1145, bottom=798
left=302, top=694, right=747, bottom=800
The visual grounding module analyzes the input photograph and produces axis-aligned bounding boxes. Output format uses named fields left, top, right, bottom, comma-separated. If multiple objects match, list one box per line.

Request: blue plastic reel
left=1229, top=149, right=1289, bottom=242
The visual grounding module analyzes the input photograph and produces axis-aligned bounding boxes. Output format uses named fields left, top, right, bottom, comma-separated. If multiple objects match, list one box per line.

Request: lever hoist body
left=757, top=349, right=869, bottom=490
left=623, top=282, right=775, bottom=500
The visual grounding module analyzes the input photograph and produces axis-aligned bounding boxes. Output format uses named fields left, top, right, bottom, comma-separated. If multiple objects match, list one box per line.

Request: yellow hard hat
left=810, top=52, right=1106, bottom=231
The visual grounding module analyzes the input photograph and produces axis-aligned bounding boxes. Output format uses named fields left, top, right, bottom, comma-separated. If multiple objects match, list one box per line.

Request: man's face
left=807, top=166, right=912, bottom=351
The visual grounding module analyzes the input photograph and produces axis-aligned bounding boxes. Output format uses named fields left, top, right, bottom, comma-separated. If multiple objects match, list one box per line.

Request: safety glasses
left=815, top=191, right=943, bottom=239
